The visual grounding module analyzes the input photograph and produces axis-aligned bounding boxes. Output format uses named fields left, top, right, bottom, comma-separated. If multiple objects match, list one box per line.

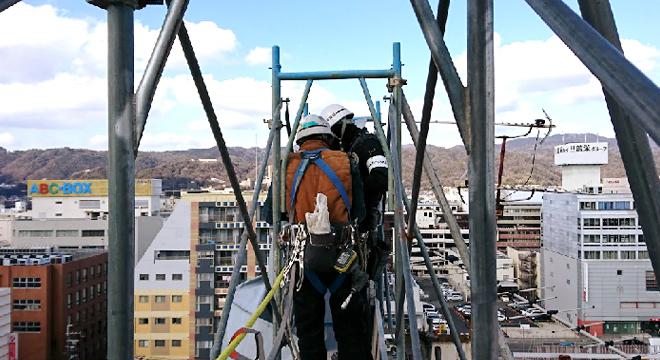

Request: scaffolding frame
left=1, top=0, right=657, bottom=358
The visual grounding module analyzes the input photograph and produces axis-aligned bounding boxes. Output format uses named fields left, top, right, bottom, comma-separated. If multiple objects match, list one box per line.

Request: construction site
left=0, top=0, right=659, bottom=359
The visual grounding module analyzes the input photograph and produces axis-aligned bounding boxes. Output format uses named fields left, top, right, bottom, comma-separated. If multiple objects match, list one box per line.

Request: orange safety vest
left=285, top=140, right=352, bottom=224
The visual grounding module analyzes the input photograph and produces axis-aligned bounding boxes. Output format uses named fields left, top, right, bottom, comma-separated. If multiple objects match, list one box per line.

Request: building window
left=617, top=270, right=623, bottom=276
left=172, top=340, right=182, bottom=347
left=582, top=218, right=600, bottom=227
left=12, top=321, right=41, bottom=332
left=139, top=274, right=149, bottom=281
left=566, top=279, right=571, bottom=285
left=584, top=251, right=601, bottom=260
left=56, top=230, right=79, bottom=237
left=155, top=318, right=166, bottom=325
left=138, top=340, right=148, bottom=348
left=138, top=296, right=149, bottom=303
left=598, top=201, right=631, bottom=210
left=172, top=274, right=183, bottom=281
left=12, top=277, right=41, bottom=288
left=583, top=234, right=600, bottom=244
left=12, top=299, right=41, bottom=311
left=89, top=285, right=95, bottom=299
left=579, top=201, right=596, bottom=210
left=79, top=200, right=101, bottom=209
left=155, top=274, right=166, bottom=281
left=138, top=318, right=148, bottom=325
left=639, top=251, right=649, bottom=259
left=172, top=295, right=183, bottom=303
left=96, top=283, right=102, bottom=295
left=154, top=296, right=166, bottom=303
left=603, top=251, right=618, bottom=260
left=621, top=251, right=636, bottom=260
left=155, top=250, right=190, bottom=260
left=17, top=230, right=53, bottom=237
left=197, top=295, right=212, bottom=304
left=82, top=229, right=105, bottom=237
left=646, top=271, right=658, bottom=291
left=154, top=340, right=166, bottom=347
left=67, top=294, right=72, bottom=309
left=172, top=318, right=182, bottom=325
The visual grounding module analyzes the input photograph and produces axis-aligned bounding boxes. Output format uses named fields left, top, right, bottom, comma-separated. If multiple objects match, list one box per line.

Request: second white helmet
left=321, top=104, right=354, bottom=128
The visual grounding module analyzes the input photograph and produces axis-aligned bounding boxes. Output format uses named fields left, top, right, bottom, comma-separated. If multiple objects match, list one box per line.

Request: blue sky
left=0, top=0, right=658, bottom=150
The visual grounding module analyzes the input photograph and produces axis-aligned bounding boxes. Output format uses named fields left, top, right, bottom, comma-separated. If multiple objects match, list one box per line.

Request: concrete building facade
left=183, top=190, right=270, bottom=360
left=134, top=202, right=192, bottom=360
left=0, top=288, right=10, bottom=360
left=0, top=249, right=107, bottom=360
left=27, top=179, right=161, bottom=219
left=541, top=142, right=659, bottom=337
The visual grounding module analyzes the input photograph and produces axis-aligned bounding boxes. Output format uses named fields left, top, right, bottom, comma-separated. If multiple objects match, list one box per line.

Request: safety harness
left=289, top=148, right=350, bottom=295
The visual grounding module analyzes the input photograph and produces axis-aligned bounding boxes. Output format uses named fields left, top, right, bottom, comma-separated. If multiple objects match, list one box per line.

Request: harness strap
left=304, top=270, right=347, bottom=295
left=289, top=148, right=351, bottom=215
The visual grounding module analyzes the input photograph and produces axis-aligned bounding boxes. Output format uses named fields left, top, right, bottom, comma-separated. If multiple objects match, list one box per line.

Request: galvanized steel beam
left=401, top=198, right=467, bottom=360
left=134, top=0, right=189, bottom=154
left=467, top=0, right=498, bottom=358
left=577, top=0, right=660, bottom=289
left=105, top=3, right=136, bottom=359
left=0, top=0, right=21, bottom=13
left=210, top=124, right=277, bottom=359
left=409, top=0, right=470, bottom=153
left=278, top=69, right=395, bottom=81
left=526, top=0, right=660, bottom=145
left=406, top=0, right=449, bottom=242
left=177, top=21, right=277, bottom=311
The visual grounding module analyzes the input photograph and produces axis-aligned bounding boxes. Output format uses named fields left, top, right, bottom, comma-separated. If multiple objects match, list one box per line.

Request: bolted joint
left=386, top=77, right=407, bottom=92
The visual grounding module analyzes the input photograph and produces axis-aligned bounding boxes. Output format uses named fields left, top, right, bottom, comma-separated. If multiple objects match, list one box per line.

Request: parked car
left=522, top=308, right=545, bottom=317
left=497, top=311, right=507, bottom=322
left=500, top=294, right=510, bottom=303
left=447, top=292, right=463, bottom=301
left=422, top=303, right=436, bottom=313
left=426, top=310, right=439, bottom=318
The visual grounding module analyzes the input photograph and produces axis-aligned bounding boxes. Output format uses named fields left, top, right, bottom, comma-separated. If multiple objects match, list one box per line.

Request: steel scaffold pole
left=270, top=45, right=283, bottom=352
left=409, top=0, right=470, bottom=152
left=176, top=21, right=278, bottom=319
left=402, top=92, right=514, bottom=360
left=134, top=0, right=189, bottom=154
left=406, top=0, right=450, bottom=242
left=467, top=0, right=498, bottom=358
left=526, top=0, right=660, bottom=145
left=577, top=0, right=660, bottom=289
left=210, top=124, right=277, bottom=359
left=401, top=199, right=467, bottom=360
left=105, top=2, right=136, bottom=358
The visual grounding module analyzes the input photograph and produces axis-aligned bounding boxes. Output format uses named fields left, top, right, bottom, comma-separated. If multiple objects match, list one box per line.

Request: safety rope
left=216, top=268, right=287, bottom=360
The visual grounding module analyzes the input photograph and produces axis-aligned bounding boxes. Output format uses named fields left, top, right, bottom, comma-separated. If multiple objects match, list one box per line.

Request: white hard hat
left=295, top=114, right=333, bottom=145
left=320, top=104, right=354, bottom=128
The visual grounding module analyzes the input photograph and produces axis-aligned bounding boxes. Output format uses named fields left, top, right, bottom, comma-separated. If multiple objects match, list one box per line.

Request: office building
left=0, top=249, right=107, bottom=360
left=134, top=202, right=191, bottom=360
left=27, top=179, right=161, bottom=219
left=541, top=142, right=659, bottom=336
left=497, top=191, right=543, bottom=249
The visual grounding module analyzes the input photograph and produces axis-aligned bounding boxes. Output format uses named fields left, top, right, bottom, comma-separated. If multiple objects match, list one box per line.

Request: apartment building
left=134, top=202, right=191, bottom=360
left=182, top=190, right=270, bottom=360
left=0, top=249, right=107, bottom=360
left=0, top=288, right=10, bottom=360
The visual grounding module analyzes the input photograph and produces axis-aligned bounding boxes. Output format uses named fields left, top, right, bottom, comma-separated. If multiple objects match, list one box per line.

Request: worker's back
left=285, top=139, right=352, bottom=224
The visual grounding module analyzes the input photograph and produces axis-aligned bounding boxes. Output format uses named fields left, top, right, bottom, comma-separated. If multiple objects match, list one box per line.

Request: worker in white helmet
left=321, top=104, right=389, bottom=282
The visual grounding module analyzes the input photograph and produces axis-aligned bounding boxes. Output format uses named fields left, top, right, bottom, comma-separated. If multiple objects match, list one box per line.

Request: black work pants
left=293, top=271, right=372, bottom=360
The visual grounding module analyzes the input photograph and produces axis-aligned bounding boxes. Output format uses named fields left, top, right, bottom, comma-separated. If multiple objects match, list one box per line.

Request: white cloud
left=445, top=33, right=660, bottom=141
left=0, top=132, right=14, bottom=147
left=245, top=47, right=271, bottom=65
